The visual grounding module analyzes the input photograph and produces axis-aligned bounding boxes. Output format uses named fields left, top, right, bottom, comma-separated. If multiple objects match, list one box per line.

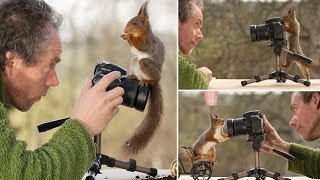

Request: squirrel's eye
left=133, top=22, right=138, bottom=26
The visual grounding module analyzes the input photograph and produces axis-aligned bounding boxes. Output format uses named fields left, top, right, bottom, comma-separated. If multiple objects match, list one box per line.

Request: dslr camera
left=250, top=17, right=286, bottom=45
left=92, top=61, right=150, bottom=112
left=227, top=110, right=264, bottom=138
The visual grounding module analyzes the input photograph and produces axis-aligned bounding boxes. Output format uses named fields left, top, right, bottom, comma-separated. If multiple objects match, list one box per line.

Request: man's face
left=289, top=93, right=320, bottom=141
left=178, top=3, right=203, bottom=55
left=3, top=28, right=61, bottom=111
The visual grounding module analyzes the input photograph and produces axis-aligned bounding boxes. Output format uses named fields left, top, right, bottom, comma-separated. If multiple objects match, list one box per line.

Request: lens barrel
left=227, top=118, right=246, bottom=137
left=250, top=24, right=269, bottom=41
left=92, top=62, right=150, bottom=112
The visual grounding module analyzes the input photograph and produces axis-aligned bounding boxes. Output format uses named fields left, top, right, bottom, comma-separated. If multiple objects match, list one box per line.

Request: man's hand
left=71, top=71, right=124, bottom=137
left=261, top=114, right=291, bottom=155
left=197, top=67, right=212, bottom=81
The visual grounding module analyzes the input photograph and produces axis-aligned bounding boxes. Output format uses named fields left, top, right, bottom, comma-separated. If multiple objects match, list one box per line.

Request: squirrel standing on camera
left=121, top=0, right=165, bottom=155
left=281, top=7, right=320, bottom=80
left=191, top=113, right=229, bottom=166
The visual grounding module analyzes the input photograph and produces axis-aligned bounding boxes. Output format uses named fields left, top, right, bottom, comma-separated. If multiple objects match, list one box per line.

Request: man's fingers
left=93, top=71, right=121, bottom=92
left=105, top=87, right=124, bottom=100
left=111, top=107, right=119, bottom=116
left=80, top=78, right=93, bottom=96
left=262, top=114, right=274, bottom=130
left=109, top=96, right=123, bottom=107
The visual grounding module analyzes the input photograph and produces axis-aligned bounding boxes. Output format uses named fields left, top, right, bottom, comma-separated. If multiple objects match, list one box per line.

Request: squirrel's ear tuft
left=288, top=6, right=296, bottom=15
left=138, top=0, right=149, bottom=20
left=209, top=113, right=218, bottom=120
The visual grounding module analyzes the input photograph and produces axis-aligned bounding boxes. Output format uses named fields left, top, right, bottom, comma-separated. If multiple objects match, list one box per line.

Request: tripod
left=85, top=133, right=158, bottom=179
left=219, top=135, right=293, bottom=180
left=37, top=118, right=158, bottom=179
left=241, top=39, right=311, bottom=87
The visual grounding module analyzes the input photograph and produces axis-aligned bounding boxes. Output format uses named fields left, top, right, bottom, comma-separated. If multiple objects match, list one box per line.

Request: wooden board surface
left=208, top=79, right=320, bottom=90
left=82, top=169, right=173, bottom=180
left=179, top=175, right=313, bottom=180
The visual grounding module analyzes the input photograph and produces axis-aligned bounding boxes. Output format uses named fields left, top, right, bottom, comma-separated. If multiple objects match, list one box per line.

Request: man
left=262, top=92, right=320, bottom=178
left=0, top=0, right=124, bottom=179
left=178, top=0, right=212, bottom=89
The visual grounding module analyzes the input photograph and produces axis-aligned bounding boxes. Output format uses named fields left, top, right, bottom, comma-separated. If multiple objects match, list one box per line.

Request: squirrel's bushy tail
left=122, top=83, right=163, bottom=156
left=310, top=60, right=320, bottom=74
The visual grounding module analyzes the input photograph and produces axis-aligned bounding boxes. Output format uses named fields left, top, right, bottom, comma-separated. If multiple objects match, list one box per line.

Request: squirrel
left=281, top=6, right=320, bottom=80
left=120, top=0, right=165, bottom=155
left=191, top=113, right=229, bottom=165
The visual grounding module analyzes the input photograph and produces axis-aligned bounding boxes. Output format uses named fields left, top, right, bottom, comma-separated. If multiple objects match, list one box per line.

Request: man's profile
left=0, top=0, right=124, bottom=179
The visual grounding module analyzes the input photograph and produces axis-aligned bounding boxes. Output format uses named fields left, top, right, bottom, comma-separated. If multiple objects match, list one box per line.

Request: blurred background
left=8, top=0, right=177, bottom=169
left=179, top=91, right=320, bottom=176
left=186, top=0, right=320, bottom=79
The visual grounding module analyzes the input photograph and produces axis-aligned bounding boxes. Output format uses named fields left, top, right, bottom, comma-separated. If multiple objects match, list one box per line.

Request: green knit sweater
left=288, top=143, right=320, bottom=178
left=0, top=77, right=95, bottom=179
left=178, top=53, right=209, bottom=89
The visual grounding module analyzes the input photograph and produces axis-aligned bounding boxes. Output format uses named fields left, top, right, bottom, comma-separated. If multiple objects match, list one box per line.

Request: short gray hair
left=179, top=0, right=203, bottom=23
left=293, top=92, right=320, bottom=108
left=0, top=0, right=62, bottom=69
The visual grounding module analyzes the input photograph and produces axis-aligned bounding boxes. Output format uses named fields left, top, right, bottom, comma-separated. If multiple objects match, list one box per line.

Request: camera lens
left=250, top=24, right=269, bottom=41
left=121, top=77, right=149, bottom=112
left=92, top=62, right=150, bottom=112
left=227, top=118, right=246, bottom=137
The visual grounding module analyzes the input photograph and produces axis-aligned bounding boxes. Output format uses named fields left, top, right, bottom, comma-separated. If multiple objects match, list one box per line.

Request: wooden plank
left=83, top=169, right=174, bottom=180
left=209, top=79, right=320, bottom=90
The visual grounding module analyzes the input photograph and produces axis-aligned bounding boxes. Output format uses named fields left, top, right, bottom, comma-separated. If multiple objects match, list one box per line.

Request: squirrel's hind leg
left=139, top=58, right=161, bottom=82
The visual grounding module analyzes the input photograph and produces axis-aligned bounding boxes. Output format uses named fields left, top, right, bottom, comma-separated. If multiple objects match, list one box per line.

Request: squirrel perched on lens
left=121, top=0, right=165, bottom=155
left=281, top=6, right=320, bottom=80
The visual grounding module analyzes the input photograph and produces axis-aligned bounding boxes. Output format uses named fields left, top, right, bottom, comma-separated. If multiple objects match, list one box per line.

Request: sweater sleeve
left=288, top=143, right=320, bottom=178
left=178, top=54, right=209, bottom=90
left=0, top=103, right=96, bottom=180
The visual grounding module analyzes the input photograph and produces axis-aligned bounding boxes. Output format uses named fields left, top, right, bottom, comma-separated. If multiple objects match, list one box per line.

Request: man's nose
left=196, top=29, right=203, bottom=41
left=289, top=117, right=296, bottom=127
left=46, top=70, right=60, bottom=87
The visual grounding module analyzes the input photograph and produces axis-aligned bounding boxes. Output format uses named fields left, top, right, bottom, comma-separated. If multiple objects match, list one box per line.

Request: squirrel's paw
left=211, top=160, right=218, bottom=166
left=121, top=33, right=131, bottom=40
left=139, top=80, right=148, bottom=87
left=129, top=74, right=138, bottom=80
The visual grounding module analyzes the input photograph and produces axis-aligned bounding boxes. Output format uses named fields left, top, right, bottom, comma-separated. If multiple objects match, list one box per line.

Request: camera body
left=227, top=110, right=264, bottom=138
left=250, top=17, right=286, bottom=43
left=92, top=61, right=150, bottom=112
left=227, top=110, right=265, bottom=150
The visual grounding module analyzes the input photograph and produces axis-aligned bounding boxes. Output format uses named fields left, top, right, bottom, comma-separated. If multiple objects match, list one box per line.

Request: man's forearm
left=0, top=113, right=95, bottom=180
left=288, top=143, right=320, bottom=178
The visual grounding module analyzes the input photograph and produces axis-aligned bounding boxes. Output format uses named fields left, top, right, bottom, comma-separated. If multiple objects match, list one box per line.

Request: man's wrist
left=280, top=140, right=291, bottom=153
left=74, top=119, right=94, bottom=137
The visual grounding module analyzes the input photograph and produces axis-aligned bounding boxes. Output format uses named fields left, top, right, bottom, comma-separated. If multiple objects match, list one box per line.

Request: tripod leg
left=218, top=169, right=255, bottom=180
left=284, top=73, right=310, bottom=86
left=263, top=169, right=291, bottom=180
left=241, top=73, right=274, bottom=86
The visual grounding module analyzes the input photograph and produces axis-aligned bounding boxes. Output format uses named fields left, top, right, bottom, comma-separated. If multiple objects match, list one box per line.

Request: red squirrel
left=192, top=113, right=229, bottom=165
left=121, top=0, right=165, bottom=155
left=178, top=113, right=229, bottom=168
left=281, top=7, right=320, bottom=80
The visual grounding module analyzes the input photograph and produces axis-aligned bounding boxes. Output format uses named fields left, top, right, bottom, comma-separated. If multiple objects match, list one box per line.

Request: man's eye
left=292, top=107, right=297, bottom=113
left=48, top=62, right=56, bottom=70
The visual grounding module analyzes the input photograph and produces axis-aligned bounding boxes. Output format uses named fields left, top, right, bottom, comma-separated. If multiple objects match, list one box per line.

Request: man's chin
left=301, top=133, right=316, bottom=142
left=16, top=100, right=38, bottom=112
left=179, top=46, right=194, bottom=55
left=181, top=49, right=193, bottom=55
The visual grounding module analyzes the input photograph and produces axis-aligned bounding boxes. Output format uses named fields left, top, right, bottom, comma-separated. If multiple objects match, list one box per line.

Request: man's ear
left=4, top=51, right=18, bottom=68
left=312, top=92, right=320, bottom=109
left=3, top=51, right=20, bottom=75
